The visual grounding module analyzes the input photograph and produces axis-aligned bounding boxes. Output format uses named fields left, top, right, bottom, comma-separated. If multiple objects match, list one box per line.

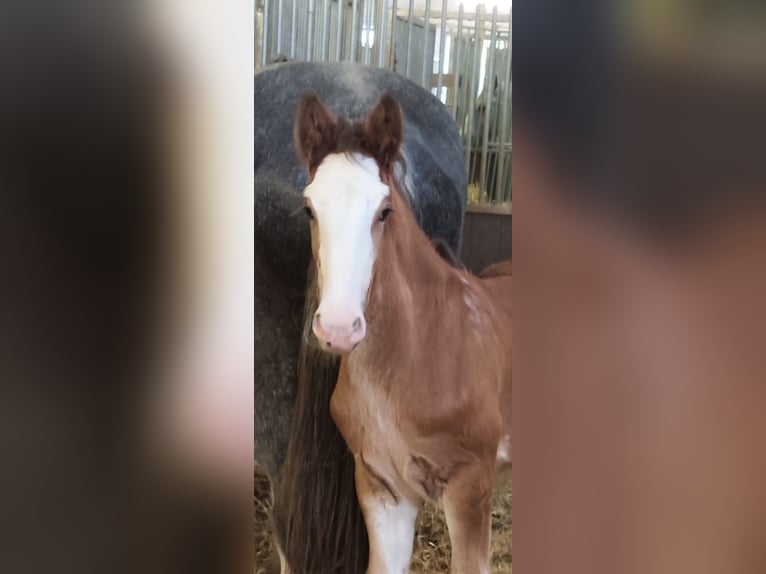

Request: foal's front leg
left=354, top=458, right=419, bottom=574
left=443, top=463, right=494, bottom=574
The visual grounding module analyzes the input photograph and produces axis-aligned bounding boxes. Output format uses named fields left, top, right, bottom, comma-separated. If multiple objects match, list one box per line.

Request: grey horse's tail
left=273, top=261, right=369, bottom=573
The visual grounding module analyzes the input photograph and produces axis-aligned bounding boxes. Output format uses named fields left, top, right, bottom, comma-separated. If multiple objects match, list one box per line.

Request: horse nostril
left=352, top=318, right=361, bottom=331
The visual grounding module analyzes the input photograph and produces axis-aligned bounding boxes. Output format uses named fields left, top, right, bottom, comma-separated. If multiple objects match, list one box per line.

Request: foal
left=295, top=93, right=511, bottom=574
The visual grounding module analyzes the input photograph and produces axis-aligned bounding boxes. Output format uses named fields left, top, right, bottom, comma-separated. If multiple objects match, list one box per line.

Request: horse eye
left=379, top=206, right=393, bottom=222
left=303, top=205, right=314, bottom=220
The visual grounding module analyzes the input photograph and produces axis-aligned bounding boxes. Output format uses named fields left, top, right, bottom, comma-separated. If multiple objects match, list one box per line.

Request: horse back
left=479, top=260, right=512, bottom=279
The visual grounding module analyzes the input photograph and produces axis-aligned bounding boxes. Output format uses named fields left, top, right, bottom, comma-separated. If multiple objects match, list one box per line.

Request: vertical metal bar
left=371, top=0, right=377, bottom=65
left=451, top=3, right=464, bottom=116
left=298, top=0, right=306, bottom=58
left=335, top=0, right=344, bottom=61
left=360, top=0, right=367, bottom=64
left=373, top=0, right=379, bottom=65
left=362, top=0, right=371, bottom=64
left=479, top=6, right=497, bottom=200
left=405, top=0, right=414, bottom=77
left=370, top=0, right=376, bottom=66
left=465, top=4, right=484, bottom=178
left=328, top=2, right=335, bottom=61
left=496, top=13, right=512, bottom=202
left=389, top=0, right=398, bottom=70
left=372, top=1, right=378, bottom=65
left=261, top=0, right=270, bottom=67
left=306, top=0, right=316, bottom=61
left=350, top=0, right=359, bottom=62
left=321, top=0, right=330, bottom=61
left=368, top=0, right=376, bottom=65
left=276, top=0, right=284, bottom=55
left=377, top=0, right=389, bottom=68
left=421, top=0, right=432, bottom=88
left=290, top=0, right=297, bottom=58
left=436, top=0, right=448, bottom=95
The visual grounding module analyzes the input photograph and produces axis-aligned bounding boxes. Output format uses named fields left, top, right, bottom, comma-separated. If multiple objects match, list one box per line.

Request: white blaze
left=305, top=153, right=389, bottom=314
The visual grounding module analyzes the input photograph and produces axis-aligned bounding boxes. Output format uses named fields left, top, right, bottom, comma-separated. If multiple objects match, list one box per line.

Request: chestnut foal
left=295, top=93, right=511, bottom=574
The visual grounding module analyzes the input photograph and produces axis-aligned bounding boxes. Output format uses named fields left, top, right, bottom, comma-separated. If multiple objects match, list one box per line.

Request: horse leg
left=443, top=464, right=494, bottom=574
left=354, top=458, right=419, bottom=574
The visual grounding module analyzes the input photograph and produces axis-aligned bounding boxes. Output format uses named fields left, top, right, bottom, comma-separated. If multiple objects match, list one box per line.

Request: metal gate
left=256, top=0, right=511, bottom=207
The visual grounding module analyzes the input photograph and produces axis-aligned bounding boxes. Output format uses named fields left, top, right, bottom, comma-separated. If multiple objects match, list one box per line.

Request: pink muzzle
left=312, top=306, right=366, bottom=354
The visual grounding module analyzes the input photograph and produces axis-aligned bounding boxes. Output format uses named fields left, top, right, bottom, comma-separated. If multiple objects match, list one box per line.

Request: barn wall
left=460, top=211, right=511, bottom=274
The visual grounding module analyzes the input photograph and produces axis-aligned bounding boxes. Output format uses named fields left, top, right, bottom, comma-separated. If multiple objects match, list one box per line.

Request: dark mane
left=431, top=238, right=465, bottom=269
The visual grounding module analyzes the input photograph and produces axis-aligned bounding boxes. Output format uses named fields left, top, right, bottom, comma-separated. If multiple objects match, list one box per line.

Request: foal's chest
left=330, top=359, right=418, bottom=497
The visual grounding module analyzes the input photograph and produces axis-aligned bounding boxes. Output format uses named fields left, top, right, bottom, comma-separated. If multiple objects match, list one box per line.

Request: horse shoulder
left=329, top=358, right=366, bottom=453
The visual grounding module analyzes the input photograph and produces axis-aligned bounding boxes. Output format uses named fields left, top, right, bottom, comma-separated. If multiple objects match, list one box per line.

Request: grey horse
left=255, top=61, right=466, bottom=573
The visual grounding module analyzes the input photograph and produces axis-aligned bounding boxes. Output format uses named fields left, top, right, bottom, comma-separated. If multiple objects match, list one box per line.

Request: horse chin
left=315, top=337, right=356, bottom=356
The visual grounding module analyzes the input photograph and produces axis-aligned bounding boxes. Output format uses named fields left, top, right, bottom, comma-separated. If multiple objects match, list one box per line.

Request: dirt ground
left=255, top=469, right=511, bottom=573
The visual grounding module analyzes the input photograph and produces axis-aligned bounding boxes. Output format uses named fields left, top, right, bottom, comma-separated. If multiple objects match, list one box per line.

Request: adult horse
left=255, top=62, right=467, bottom=573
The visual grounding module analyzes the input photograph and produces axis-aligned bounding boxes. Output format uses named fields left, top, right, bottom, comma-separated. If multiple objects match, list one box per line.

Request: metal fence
left=256, top=0, right=511, bottom=206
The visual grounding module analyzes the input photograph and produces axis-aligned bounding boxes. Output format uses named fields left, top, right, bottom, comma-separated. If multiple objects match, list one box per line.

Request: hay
left=254, top=471, right=275, bottom=574
left=254, top=468, right=511, bottom=573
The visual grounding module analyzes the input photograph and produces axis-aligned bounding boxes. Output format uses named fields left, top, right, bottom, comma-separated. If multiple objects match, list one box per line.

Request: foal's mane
left=385, top=174, right=511, bottom=283
left=431, top=237, right=465, bottom=270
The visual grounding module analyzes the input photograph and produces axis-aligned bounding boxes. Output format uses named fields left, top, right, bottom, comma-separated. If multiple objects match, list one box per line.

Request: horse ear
left=363, top=93, right=403, bottom=172
left=294, top=94, right=337, bottom=172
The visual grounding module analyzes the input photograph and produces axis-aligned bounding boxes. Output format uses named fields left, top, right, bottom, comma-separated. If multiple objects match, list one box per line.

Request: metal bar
left=350, top=0, right=359, bottom=62
left=389, top=0, right=398, bottom=69
left=256, top=8, right=261, bottom=69
left=290, top=0, right=297, bottom=58
left=306, top=0, right=316, bottom=61
left=297, top=0, right=303, bottom=57
left=465, top=4, right=484, bottom=178
left=451, top=3, right=463, bottom=116
left=389, top=0, right=397, bottom=69
left=372, top=0, right=378, bottom=65
left=495, top=54, right=511, bottom=201
left=360, top=0, right=368, bottom=64
left=362, top=0, right=375, bottom=66
left=421, top=0, right=431, bottom=88
left=405, top=0, right=414, bottom=76
left=479, top=6, right=498, bottom=199
left=335, top=0, right=344, bottom=61
left=436, top=0, right=448, bottom=96
left=276, top=0, right=284, bottom=54
left=374, top=0, right=380, bottom=66
left=321, top=0, right=330, bottom=60
left=495, top=16, right=512, bottom=202
left=377, top=0, right=389, bottom=68
left=408, top=9, right=510, bottom=21
left=261, top=0, right=270, bottom=67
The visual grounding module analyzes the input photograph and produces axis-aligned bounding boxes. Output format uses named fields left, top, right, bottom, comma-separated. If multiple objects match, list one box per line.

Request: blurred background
left=0, top=1, right=253, bottom=572
left=514, top=2, right=766, bottom=574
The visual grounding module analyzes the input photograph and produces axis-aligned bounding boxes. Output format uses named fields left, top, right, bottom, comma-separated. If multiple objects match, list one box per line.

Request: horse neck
left=363, top=184, right=453, bottom=355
